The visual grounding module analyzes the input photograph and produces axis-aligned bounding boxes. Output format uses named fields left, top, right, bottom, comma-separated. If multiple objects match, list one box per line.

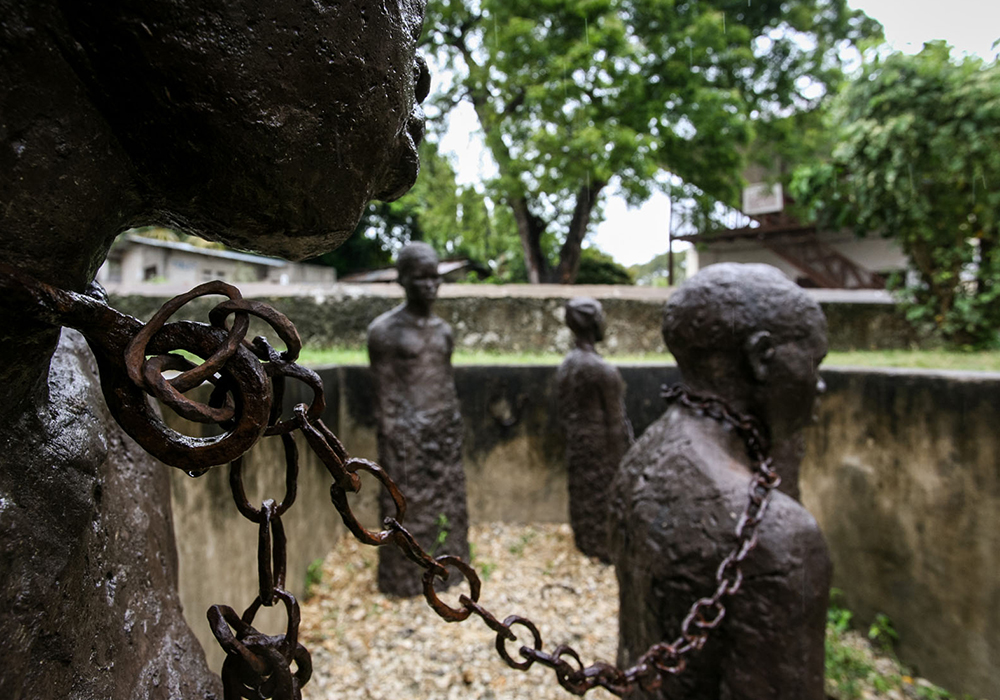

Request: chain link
left=0, top=266, right=780, bottom=700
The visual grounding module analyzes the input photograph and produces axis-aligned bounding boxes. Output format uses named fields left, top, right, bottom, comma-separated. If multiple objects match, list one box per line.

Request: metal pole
left=667, top=199, right=674, bottom=286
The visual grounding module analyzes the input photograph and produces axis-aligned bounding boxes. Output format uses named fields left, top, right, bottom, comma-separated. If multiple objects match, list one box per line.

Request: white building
left=680, top=182, right=908, bottom=289
left=97, top=233, right=336, bottom=288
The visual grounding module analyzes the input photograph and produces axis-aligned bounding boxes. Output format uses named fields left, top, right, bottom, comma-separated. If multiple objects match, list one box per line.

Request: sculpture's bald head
left=397, top=242, right=440, bottom=312
left=664, top=264, right=827, bottom=433
left=565, top=297, right=606, bottom=344
left=51, top=0, right=428, bottom=260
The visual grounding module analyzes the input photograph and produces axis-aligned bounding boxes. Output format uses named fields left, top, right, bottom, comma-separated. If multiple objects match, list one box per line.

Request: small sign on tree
left=742, top=183, right=784, bottom=215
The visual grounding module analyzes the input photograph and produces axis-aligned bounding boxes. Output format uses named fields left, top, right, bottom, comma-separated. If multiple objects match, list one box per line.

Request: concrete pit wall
left=168, top=365, right=998, bottom=698
left=801, top=368, right=1000, bottom=699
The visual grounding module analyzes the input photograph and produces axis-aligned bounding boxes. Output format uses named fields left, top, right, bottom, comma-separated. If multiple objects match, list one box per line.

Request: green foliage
left=430, top=513, right=451, bottom=556
left=575, top=246, right=634, bottom=284
left=308, top=139, right=520, bottom=278
left=868, top=613, right=898, bottom=654
left=825, top=592, right=967, bottom=700
left=424, top=0, right=881, bottom=281
left=630, top=248, right=687, bottom=286
left=304, top=558, right=325, bottom=600
left=507, top=528, right=537, bottom=556
left=306, top=209, right=395, bottom=277
left=468, top=542, right=497, bottom=581
left=791, top=43, right=1000, bottom=348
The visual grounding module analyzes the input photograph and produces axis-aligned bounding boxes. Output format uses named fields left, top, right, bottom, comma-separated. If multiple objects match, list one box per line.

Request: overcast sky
left=437, top=1, right=1000, bottom=267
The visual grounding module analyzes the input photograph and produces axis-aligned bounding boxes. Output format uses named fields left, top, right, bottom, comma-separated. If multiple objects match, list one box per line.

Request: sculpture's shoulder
left=617, top=409, right=699, bottom=482
left=557, top=349, right=618, bottom=388
left=427, top=313, right=454, bottom=341
left=754, top=486, right=830, bottom=575
left=367, top=304, right=408, bottom=354
left=367, top=305, right=404, bottom=338
left=427, top=312, right=451, bottom=330
left=611, top=410, right=828, bottom=568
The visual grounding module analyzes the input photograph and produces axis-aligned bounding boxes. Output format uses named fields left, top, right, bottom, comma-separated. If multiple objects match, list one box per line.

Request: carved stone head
left=565, top=297, right=606, bottom=345
left=397, top=242, right=441, bottom=311
left=663, top=263, right=827, bottom=438
left=3, top=0, right=428, bottom=263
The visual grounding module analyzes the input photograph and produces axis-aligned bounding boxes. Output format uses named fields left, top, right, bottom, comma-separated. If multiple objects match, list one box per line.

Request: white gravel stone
left=301, top=523, right=619, bottom=700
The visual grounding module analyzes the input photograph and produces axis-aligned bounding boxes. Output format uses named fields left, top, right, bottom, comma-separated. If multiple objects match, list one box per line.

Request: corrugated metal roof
left=122, top=234, right=289, bottom=267
left=340, top=259, right=482, bottom=283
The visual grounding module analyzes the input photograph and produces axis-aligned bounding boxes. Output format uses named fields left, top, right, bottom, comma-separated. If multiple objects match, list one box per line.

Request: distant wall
left=112, top=287, right=924, bottom=353
left=168, top=364, right=997, bottom=697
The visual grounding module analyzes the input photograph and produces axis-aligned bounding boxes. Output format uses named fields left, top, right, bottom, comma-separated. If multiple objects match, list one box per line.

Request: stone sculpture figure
left=556, top=297, right=633, bottom=561
left=0, top=1, right=427, bottom=697
left=367, top=242, right=470, bottom=597
left=610, top=263, right=832, bottom=700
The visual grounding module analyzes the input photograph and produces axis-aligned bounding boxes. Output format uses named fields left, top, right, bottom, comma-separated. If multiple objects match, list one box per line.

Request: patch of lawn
left=296, top=347, right=369, bottom=366
left=824, top=350, right=1000, bottom=373
left=296, top=347, right=1000, bottom=373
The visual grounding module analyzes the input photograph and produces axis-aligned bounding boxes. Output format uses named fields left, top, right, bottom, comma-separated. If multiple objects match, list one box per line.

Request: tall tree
left=791, top=43, right=1000, bottom=347
left=309, top=138, right=522, bottom=279
left=423, top=0, right=880, bottom=283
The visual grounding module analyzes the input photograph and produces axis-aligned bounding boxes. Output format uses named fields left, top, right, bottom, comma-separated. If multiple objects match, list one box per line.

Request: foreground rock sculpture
left=610, top=263, right=832, bottom=700
left=368, top=242, right=471, bottom=597
left=0, top=1, right=427, bottom=696
left=556, top=297, right=633, bottom=561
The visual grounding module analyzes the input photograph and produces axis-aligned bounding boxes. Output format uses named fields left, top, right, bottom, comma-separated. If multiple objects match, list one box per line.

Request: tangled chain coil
left=1, top=268, right=780, bottom=700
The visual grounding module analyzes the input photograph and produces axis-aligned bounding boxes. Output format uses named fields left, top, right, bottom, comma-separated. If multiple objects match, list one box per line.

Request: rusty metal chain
left=1, top=265, right=780, bottom=700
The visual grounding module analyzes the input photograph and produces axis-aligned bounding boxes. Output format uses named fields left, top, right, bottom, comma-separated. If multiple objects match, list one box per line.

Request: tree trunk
left=511, top=196, right=548, bottom=284
left=553, top=180, right=606, bottom=284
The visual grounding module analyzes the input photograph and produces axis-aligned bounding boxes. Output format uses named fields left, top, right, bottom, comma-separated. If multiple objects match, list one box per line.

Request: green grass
left=824, top=349, right=1000, bottom=372
left=825, top=595, right=972, bottom=700
left=296, top=347, right=1000, bottom=372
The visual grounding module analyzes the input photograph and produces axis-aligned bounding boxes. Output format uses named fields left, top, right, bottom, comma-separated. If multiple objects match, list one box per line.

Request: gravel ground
left=300, top=523, right=619, bottom=700
left=300, top=523, right=955, bottom=700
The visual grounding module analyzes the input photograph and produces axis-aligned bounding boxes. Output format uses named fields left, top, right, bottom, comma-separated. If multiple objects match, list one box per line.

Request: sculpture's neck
left=768, top=433, right=806, bottom=502
left=402, top=301, right=435, bottom=322
left=679, top=401, right=804, bottom=502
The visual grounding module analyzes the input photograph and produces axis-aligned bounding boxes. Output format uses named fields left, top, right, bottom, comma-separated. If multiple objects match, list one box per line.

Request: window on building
left=143, top=265, right=158, bottom=281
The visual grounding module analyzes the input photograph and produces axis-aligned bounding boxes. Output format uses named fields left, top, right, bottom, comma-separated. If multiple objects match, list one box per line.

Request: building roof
left=340, top=259, right=486, bottom=283
left=676, top=222, right=816, bottom=244
left=122, top=234, right=289, bottom=267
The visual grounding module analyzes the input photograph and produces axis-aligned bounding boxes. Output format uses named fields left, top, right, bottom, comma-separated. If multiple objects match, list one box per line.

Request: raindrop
left=723, top=12, right=726, bottom=33
left=186, top=468, right=210, bottom=478
left=584, top=15, right=590, bottom=46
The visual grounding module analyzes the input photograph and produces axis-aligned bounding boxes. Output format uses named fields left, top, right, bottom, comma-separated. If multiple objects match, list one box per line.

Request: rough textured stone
left=1, top=0, right=426, bottom=694
left=368, top=244, right=470, bottom=597
left=109, top=290, right=928, bottom=358
left=556, top=298, right=632, bottom=561
left=0, top=331, right=221, bottom=700
left=610, top=264, right=832, bottom=700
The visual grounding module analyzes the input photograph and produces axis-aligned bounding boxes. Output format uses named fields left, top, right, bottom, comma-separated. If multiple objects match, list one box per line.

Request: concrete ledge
left=111, top=288, right=924, bottom=354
